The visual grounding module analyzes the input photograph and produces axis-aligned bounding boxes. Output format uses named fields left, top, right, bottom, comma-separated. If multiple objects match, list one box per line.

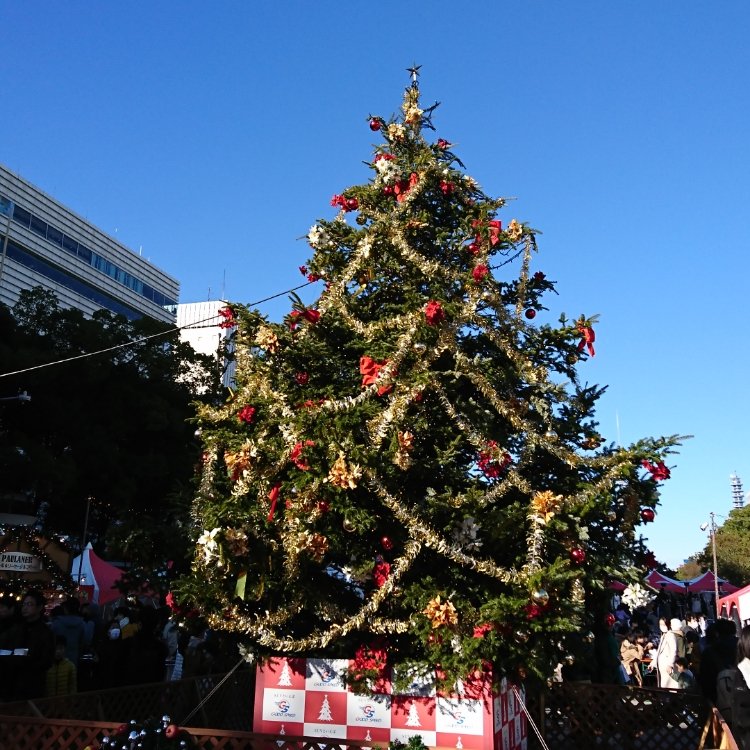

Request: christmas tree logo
left=318, top=694, right=333, bottom=722
left=277, top=660, right=292, bottom=687
left=405, top=701, right=422, bottom=728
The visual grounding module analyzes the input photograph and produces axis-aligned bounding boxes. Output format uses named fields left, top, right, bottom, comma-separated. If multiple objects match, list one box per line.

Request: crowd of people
left=559, top=600, right=750, bottom=747
left=0, top=589, right=223, bottom=703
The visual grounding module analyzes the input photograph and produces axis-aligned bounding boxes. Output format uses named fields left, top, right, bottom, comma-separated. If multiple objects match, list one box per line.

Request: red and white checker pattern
left=253, top=657, right=526, bottom=750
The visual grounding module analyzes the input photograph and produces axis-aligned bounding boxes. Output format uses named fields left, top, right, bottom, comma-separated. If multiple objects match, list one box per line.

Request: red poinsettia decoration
left=237, top=405, right=256, bottom=424
left=440, top=180, right=454, bottom=195
left=372, top=556, right=391, bottom=588
left=473, top=622, right=494, bottom=638
left=290, top=440, right=315, bottom=471
left=424, top=300, right=446, bottom=326
left=472, top=264, right=489, bottom=283
left=331, top=194, right=358, bottom=212
left=295, top=371, right=309, bottom=385
left=290, top=308, right=321, bottom=329
left=217, top=306, right=236, bottom=329
left=477, top=440, right=512, bottom=479
left=642, top=459, right=670, bottom=481
left=436, top=138, right=451, bottom=150
left=359, top=355, right=394, bottom=396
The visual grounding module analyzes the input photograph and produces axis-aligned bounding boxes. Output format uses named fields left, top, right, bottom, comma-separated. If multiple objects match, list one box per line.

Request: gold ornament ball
left=356, top=214, right=367, bottom=226
left=564, top=654, right=576, bottom=665
left=531, top=588, right=550, bottom=606
left=607, top=511, right=617, bottom=522
left=514, top=630, right=529, bottom=643
left=342, top=517, right=356, bottom=533
left=583, top=631, right=595, bottom=644
left=413, top=343, right=426, bottom=353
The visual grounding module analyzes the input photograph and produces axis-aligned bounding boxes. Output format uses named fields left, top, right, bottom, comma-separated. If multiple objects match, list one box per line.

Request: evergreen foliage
left=176, top=75, right=681, bottom=684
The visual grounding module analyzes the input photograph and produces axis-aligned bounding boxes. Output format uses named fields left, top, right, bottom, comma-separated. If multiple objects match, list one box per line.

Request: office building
left=0, top=164, right=178, bottom=323
left=176, top=300, right=236, bottom=388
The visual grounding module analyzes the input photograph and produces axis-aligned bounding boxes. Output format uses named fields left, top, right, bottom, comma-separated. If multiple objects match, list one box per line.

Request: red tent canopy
left=645, top=569, right=738, bottom=595
left=645, top=570, right=685, bottom=594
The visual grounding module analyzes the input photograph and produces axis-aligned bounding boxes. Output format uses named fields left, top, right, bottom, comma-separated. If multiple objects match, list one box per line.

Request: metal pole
left=76, top=495, right=92, bottom=585
left=711, top=512, right=720, bottom=618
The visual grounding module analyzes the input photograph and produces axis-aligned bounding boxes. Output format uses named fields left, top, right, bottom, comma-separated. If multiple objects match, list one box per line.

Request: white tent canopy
left=70, top=543, right=124, bottom=604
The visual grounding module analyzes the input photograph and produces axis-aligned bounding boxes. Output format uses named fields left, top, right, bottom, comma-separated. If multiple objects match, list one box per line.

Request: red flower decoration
left=473, top=623, right=494, bottom=638
left=291, top=308, right=320, bottom=327
left=237, top=405, right=256, bottom=424
left=472, top=219, right=502, bottom=246
left=360, top=355, right=394, bottom=396
left=218, top=306, right=236, bottom=329
left=373, top=557, right=391, bottom=588
left=307, top=273, right=321, bottom=282
left=353, top=641, right=388, bottom=674
left=472, top=264, right=489, bottom=283
left=295, top=371, right=309, bottom=385
left=440, top=180, right=454, bottom=195
left=477, top=440, right=511, bottom=479
left=299, top=265, right=308, bottom=276
left=424, top=300, right=445, bottom=326
left=165, top=591, right=179, bottom=612
left=331, top=194, right=347, bottom=208
left=374, top=153, right=395, bottom=162
left=533, top=271, right=546, bottom=281
left=437, top=138, right=451, bottom=149
left=642, top=459, right=670, bottom=481
left=290, top=440, right=315, bottom=471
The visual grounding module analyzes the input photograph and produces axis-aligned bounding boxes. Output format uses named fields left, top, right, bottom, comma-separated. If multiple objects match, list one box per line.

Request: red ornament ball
left=380, top=535, right=394, bottom=551
left=383, top=185, right=394, bottom=195
left=570, top=547, right=586, bottom=565
left=525, top=309, right=536, bottom=320
left=369, top=118, right=381, bottom=131
left=317, top=500, right=330, bottom=513
left=640, top=508, right=655, bottom=523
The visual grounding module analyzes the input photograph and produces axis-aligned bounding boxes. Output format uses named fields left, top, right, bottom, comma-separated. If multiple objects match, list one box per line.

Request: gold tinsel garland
left=208, top=539, right=423, bottom=650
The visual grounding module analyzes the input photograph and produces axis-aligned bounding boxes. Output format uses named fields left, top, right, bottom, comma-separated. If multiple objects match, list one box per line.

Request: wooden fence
left=0, top=669, right=255, bottom=730
left=525, top=682, right=735, bottom=750
left=0, top=675, right=740, bottom=750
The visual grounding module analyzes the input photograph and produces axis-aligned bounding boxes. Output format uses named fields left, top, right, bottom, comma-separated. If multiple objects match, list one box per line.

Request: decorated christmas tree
left=176, top=69, right=680, bottom=685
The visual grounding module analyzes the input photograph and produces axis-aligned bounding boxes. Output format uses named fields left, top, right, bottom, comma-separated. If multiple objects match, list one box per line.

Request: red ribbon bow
left=642, top=459, right=670, bottom=481
left=577, top=325, right=596, bottom=356
left=267, top=484, right=281, bottom=522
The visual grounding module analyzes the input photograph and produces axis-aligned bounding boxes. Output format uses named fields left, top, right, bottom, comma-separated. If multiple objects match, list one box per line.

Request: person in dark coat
left=716, top=625, right=750, bottom=750
left=10, top=589, right=55, bottom=700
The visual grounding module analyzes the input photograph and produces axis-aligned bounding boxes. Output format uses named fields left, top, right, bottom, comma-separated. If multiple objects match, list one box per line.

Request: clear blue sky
left=3, top=2, right=749, bottom=572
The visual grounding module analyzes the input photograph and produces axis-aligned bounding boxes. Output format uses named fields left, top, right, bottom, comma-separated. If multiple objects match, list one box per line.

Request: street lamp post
left=702, top=513, right=721, bottom=618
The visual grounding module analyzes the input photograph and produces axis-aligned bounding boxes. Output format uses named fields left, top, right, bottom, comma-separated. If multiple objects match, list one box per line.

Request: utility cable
left=0, top=281, right=314, bottom=380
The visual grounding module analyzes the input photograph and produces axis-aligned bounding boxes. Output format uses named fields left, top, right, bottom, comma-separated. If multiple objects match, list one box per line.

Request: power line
left=0, top=281, right=314, bottom=380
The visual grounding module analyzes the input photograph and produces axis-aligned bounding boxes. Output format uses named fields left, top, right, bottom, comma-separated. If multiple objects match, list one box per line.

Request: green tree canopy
left=0, top=287, right=220, bottom=575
